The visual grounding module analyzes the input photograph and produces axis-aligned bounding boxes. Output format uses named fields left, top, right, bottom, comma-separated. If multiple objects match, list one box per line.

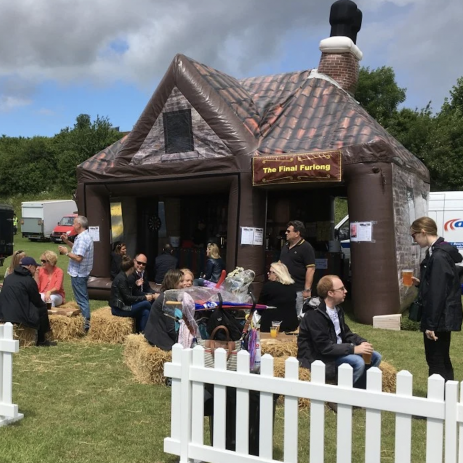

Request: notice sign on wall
left=252, top=150, right=342, bottom=186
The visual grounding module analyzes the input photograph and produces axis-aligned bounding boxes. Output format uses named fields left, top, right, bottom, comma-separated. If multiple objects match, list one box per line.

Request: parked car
left=50, top=214, right=78, bottom=243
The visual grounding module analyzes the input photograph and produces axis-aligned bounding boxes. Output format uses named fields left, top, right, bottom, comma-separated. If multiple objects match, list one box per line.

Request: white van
left=428, top=191, right=463, bottom=258
left=336, top=191, right=463, bottom=265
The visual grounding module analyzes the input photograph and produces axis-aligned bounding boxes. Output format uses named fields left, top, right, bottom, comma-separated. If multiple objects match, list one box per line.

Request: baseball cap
left=20, top=257, right=40, bottom=267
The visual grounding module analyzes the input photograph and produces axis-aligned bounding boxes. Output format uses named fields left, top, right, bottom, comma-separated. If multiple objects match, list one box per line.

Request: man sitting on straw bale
left=297, top=275, right=381, bottom=389
left=128, top=253, right=156, bottom=297
left=0, top=256, right=56, bottom=347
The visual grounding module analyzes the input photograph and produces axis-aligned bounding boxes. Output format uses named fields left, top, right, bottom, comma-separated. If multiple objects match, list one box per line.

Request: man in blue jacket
left=297, top=274, right=381, bottom=388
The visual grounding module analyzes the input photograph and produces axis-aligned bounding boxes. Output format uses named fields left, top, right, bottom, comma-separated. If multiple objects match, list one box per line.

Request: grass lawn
left=1, top=236, right=462, bottom=461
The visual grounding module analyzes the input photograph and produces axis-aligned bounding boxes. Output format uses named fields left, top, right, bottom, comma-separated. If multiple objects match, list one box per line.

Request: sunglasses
left=135, top=261, right=147, bottom=266
left=285, top=230, right=291, bottom=234
left=15, top=250, right=24, bottom=255
left=41, top=259, right=49, bottom=264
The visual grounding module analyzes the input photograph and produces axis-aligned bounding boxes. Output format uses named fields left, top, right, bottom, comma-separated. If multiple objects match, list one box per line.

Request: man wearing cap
left=58, top=215, right=94, bottom=332
left=0, top=256, right=56, bottom=347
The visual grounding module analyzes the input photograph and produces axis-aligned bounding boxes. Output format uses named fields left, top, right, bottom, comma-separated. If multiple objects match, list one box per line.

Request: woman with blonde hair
left=411, top=216, right=462, bottom=381
left=37, top=250, right=65, bottom=307
left=180, top=268, right=194, bottom=287
left=4, top=249, right=26, bottom=278
left=258, top=262, right=298, bottom=332
left=203, top=242, right=225, bottom=283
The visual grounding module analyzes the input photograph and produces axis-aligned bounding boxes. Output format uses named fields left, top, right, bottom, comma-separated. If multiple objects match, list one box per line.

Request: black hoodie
left=419, top=237, right=463, bottom=332
left=0, top=265, right=46, bottom=328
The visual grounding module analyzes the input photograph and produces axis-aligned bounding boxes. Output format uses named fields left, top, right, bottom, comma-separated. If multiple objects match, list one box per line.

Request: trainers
left=37, top=340, right=57, bottom=347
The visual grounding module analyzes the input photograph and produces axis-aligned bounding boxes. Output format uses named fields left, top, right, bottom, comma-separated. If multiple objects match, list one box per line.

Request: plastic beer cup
left=402, top=270, right=413, bottom=287
left=362, top=352, right=372, bottom=364
left=270, top=326, right=278, bottom=338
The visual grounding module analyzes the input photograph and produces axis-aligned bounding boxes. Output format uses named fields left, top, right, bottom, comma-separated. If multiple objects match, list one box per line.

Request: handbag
left=408, top=298, right=423, bottom=322
left=198, top=325, right=241, bottom=371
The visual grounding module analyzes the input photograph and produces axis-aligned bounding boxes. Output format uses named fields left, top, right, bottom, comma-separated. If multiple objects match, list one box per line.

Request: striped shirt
left=68, top=230, right=94, bottom=277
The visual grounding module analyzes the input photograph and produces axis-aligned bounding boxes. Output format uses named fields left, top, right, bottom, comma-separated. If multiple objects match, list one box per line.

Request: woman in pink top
left=37, top=250, right=65, bottom=307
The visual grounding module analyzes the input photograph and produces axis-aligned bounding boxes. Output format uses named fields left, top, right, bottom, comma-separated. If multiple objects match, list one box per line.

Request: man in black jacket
left=0, top=256, right=56, bottom=347
left=297, top=274, right=380, bottom=388
left=129, top=253, right=156, bottom=296
left=154, top=244, right=178, bottom=284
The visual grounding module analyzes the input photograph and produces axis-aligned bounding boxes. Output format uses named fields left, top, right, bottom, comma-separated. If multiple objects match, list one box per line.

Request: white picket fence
left=164, top=343, right=463, bottom=463
left=0, top=322, right=23, bottom=426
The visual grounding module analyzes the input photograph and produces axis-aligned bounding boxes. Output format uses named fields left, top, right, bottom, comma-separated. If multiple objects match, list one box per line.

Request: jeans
left=71, top=276, right=90, bottom=326
left=424, top=331, right=453, bottom=381
left=335, top=351, right=382, bottom=388
left=111, top=300, right=151, bottom=333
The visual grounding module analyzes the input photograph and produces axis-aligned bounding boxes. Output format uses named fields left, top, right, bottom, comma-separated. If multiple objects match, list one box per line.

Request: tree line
left=0, top=67, right=462, bottom=198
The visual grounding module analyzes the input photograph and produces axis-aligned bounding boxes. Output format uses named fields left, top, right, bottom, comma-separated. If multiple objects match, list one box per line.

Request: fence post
left=426, top=374, right=445, bottom=463
left=0, top=322, right=23, bottom=427
left=236, top=350, right=250, bottom=456
left=179, top=347, right=193, bottom=463
left=394, top=370, right=413, bottom=463
left=337, top=363, right=354, bottom=463
left=310, top=360, right=326, bottom=463
left=284, top=357, right=299, bottom=463
left=445, top=380, right=459, bottom=463
left=259, top=354, right=275, bottom=459
left=365, top=367, right=383, bottom=463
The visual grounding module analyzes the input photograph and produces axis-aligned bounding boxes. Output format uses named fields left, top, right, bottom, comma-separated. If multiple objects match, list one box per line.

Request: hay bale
left=12, top=324, right=37, bottom=347
left=49, top=314, right=85, bottom=341
left=87, top=307, right=135, bottom=343
left=260, top=339, right=298, bottom=358
left=272, top=356, right=397, bottom=409
left=379, top=361, right=397, bottom=393
left=123, top=334, right=172, bottom=384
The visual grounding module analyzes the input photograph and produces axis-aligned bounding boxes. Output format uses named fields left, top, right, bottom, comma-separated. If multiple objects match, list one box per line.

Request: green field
left=1, top=236, right=461, bottom=462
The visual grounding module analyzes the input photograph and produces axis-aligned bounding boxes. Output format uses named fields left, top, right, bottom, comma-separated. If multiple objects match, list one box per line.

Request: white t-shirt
left=326, top=305, right=342, bottom=344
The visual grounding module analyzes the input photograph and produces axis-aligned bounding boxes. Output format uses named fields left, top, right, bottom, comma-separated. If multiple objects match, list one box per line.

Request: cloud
left=0, top=0, right=460, bottom=111
left=0, top=95, right=32, bottom=112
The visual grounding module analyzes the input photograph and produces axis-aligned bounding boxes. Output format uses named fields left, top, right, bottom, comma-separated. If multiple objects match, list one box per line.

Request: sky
left=0, top=0, right=461, bottom=138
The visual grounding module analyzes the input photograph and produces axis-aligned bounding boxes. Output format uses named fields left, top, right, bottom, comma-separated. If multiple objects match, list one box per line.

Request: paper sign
left=88, top=226, right=100, bottom=242
left=350, top=222, right=373, bottom=242
left=241, top=227, right=264, bottom=245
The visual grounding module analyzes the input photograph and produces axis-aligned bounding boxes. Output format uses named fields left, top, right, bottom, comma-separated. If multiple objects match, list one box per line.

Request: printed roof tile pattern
left=79, top=54, right=427, bottom=180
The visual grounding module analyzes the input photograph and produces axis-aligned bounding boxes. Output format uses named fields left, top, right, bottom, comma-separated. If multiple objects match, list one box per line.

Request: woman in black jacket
left=144, top=269, right=185, bottom=351
left=109, top=255, right=154, bottom=332
left=258, top=262, right=298, bottom=332
left=411, top=217, right=463, bottom=381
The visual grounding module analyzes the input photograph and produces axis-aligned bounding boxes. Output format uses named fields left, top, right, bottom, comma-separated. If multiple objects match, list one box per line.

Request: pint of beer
left=402, top=269, right=413, bottom=287
left=362, top=352, right=372, bottom=364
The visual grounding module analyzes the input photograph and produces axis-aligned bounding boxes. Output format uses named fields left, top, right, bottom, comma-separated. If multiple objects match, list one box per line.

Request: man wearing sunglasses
left=279, top=220, right=315, bottom=319
left=297, top=275, right=381, bottom=394
left=129, top=253, right=156, bottom=296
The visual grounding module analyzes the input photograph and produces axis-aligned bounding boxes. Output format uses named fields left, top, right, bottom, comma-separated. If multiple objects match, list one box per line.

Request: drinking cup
left=270, top=326, right=278, bottom=338
left=362, top=352, right=372, bottom=364
left=402, top=270, right=413, bottom=287
left=46, top=302, right=52, bottom=311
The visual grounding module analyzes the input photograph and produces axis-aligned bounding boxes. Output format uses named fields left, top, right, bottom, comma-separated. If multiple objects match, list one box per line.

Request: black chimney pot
left=329, top=0, right=363, bottom=44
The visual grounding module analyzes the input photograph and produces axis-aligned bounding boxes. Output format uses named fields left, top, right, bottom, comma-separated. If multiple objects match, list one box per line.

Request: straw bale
left=379, top=361, right=397, bottom=393
left=272, top=356, right=397, bottom=409
left=49, top=314, right=85, bottom=341
left=260, top=339, right=298, bottom=358
left=57, top=301, right=80, bottom=312
left=87, top=307, right=135, bottom=344
left=123, top=334, right=171, bottom=385
left=12, top=324, right=37, bottom=347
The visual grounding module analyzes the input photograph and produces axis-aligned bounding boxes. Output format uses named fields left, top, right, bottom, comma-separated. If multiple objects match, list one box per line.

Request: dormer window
left=163, top=109, right=194, bottom=153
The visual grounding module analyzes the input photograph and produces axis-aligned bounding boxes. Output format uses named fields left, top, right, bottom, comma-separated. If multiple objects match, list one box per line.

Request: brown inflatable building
left=77, top=1, right=429, bottom=323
